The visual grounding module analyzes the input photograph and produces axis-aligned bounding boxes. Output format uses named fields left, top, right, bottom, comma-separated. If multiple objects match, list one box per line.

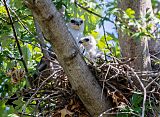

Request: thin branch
left=6, top=55, right=22, bottom=61
left=99, top=100, right=139, bottom=116
left=148, top=93, right=156, bottom=117
left=75, top=1, right=115, bottom=24
left=22, top=70, right=60, bottom=114
left=99, top=111, right=140, bottom=117
left=75, top=1, right=103, bottom=18
left=0, top=16, right=9, bottom=23
left=9, top=6, right=34, bottom=36
left=18, top=112, right=36, bottom=117
left=101, top=65, right=110, bottom=100
left=3, top=0, right=28, bottom=73
left=102, top=21, right=113, bottom=55
left=145, top=73, right=160, bottom=89
left=126, top=65, right=146, bottom=117
left=33, top=17, right=51, bottom=58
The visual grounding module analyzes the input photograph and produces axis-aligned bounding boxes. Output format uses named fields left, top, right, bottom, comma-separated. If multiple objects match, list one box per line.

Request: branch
left=3, top=0, right=28, bottom=73
left=33, top=17, right=51, bottom=59
left=9, top=6, right=34, bottom=36
left=6, top=55, right=22, bottom=61
left=101, top=21, right=113, bottom=55
left=75, top=1, right=103, bottom=18
left=75, top=1, right=115, bottom=24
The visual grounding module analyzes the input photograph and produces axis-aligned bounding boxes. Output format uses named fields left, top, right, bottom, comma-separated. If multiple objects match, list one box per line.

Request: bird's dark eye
left=80, top=20, right=83, bottom=24
left=85, top=38, right=89, bottom=42
left=71, top=20, right=75, bottom=23
left=79, top=41, right=83, bottom=44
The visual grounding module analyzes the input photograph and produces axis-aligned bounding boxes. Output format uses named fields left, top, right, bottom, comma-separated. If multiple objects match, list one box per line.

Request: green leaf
left=10, top=0, right=23, bottom=9
left=27, top=44, right=33, bottom=53
left=125, top=8, right=135, bottom=18
left=97, top=36, right=107, bottom=50
left=157, top=11, right=160, bottom=19
left=0, top=6, right=7, bottom=15
left=90, top=31, right=99, bottom=39
left=22, top=45, right=31, bottom=65
left=8, top=114, right=19, bottom=117
left=133, top=107, right=142, bottom=114
left=106, top=35, right=113, bottom=41
left=6, top=61, right=15, bottom=69
left=131, top=94, right=143, bottom=108
left=1, top=38, right=13, bottom=49
left=13, top=97, right=24, bottom=110
left=131, top=32, right=141, bottom=38
left=34, top=53, right=43, bottom=62
left=34, top=47, right=41, bottom=52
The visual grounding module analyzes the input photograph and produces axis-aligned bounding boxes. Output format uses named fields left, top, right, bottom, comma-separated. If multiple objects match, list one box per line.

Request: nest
left=90, top=58, right=160, bottom=116
left=9, top=57, right=160, bottom=117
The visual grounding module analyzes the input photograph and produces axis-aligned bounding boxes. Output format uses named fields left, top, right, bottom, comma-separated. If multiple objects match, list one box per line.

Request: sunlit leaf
left=106, top=35, right=113, bottom=41
left=125, top=8, right=135, bottom=18
left=97, top=40, right=106, bottom=50
left=90, top=31, right=99, bottom=39
left=34, top=47, right=41, bottom=52
left=0, top=6, right=7, bottom=15
left=34, top=53, right=43, bottom=62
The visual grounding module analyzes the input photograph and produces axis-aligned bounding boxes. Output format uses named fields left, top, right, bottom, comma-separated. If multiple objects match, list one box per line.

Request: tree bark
left=146, top=1, right=160, bottom=60
left=24, top=0, right=112, bottom=116
left=118, top=0, right=152, bottom=71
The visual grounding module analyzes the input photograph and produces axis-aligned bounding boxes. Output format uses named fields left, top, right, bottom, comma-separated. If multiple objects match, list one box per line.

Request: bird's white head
left=79, top=36, right=97, bottom=49
left=68, top=18, right=84, bottom=32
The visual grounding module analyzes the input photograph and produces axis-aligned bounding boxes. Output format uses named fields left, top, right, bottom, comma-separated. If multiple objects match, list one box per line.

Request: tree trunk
left=146, top=1, right=160, bottom=60
left=24, top=0, right=112, bottom=116
left=118, top=0, right=152, bottom=71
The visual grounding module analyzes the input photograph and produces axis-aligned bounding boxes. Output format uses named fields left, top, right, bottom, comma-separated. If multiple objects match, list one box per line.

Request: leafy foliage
left=0, top=0, right=110, bottom=116
left=0, top=0, right=159, bottom=116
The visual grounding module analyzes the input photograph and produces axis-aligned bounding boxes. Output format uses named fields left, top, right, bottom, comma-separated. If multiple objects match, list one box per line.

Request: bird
left=67, top=18, right=84, bottom=53
left=79, top=35, right=105, bottom=62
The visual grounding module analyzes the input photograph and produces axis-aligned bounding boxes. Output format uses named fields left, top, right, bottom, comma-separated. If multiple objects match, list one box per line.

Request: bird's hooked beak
left=79, top=38, right=90, bottom=46
left=71, top=24, right=80, bottom=30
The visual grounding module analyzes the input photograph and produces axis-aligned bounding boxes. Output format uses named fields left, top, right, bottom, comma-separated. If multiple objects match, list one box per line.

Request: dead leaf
left=58, top=106, right=73, bottom=117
